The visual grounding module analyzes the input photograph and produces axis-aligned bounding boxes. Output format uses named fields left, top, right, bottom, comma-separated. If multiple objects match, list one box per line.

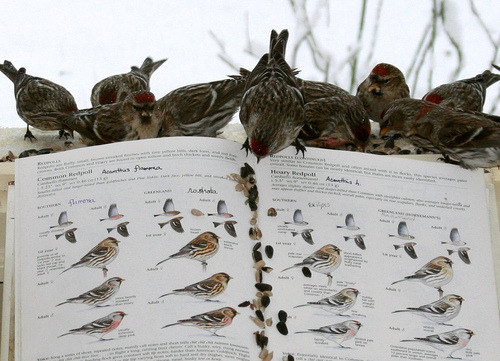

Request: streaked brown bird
left=58, top=311, right=127, bottom=340
left=393, top=294, right=464, bottom=325
left=294, top=288, right=359, bottom=315
left=91, top=57, right=166, bottom=106
left=401, top=328, right=474, bottom=359
left=159, top=272, right=232, bottom=301
left=295, top=320, right=362, bottom=348
left=0, top=60, right=78, bottom=140
left=56, top=277, right=124, bottom=307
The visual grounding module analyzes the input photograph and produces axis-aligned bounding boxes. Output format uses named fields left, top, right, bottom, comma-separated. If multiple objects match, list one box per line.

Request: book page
left=14, top=137, right=260, bottom=361
left=255, top=146, right=500, bottom=361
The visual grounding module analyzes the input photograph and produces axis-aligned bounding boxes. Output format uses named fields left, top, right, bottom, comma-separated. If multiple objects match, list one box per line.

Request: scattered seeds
left=190, top=209, right=204, bottom=216
left=261, top=295, right=271, bottom=308
left=250, top=315, right=265, bottom=328
left=265, top=245, right=274, bottom=259
left=278, top=310, right=288, bottom=323
left=255, top=310, right=264, bottom=322
left=276, top=321, right=289, bottom=335
left=238, top=300, right=251, bottom=307
left=268, top=208, right=277, bottom=216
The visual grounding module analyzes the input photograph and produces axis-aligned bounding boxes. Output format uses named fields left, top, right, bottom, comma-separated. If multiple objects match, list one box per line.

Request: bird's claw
left=241, top=138, right=251, bottom=156
left=294, top=138, right=306, bottom=157
left=24, top=129, right=36, bottom=142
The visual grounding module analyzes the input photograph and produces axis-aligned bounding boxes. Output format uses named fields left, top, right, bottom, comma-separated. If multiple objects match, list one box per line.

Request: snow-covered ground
left=0, top=0, right=498, bottom=129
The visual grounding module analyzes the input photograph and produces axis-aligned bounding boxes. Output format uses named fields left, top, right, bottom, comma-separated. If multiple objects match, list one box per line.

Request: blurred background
left=0, top=0, right=498, bottom=128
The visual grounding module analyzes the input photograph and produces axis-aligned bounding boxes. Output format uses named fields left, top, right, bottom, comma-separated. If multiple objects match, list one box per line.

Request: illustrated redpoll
left=50, top=211, right=73, bottom=228
left=156, top=231, right=220, bottom=271
left=56, top=91, right=159, bottom=145
left=422, top=65, right=500, bottom=112
left=401, top=328, right=474, bottom=359
left=294, top=288, right=359, bottom=315
left=393, top=294, right=464, bottom=325
left=100, top=203, right=124, bottom=222
left=0, top=60, right=78, bottom=140
left=159, top=272, right=232, bottom=301
left=162, top=307, right=238, bottom=337
left=57, top=277, right=125, bottom=307
left=58, top=311, right=127, bottom=340
left=296, top=320, right=362, bottom=348
left=392, top=256, right=453, bottom=297
left=356, top=63, right=410, bottom=122
left=240, top=29, right=305, bottom=160
left=61, top=237, right=120, bottom=278
left=282, top=244, right=342, bottom=285
left=91, top=57, right=166, bottom=106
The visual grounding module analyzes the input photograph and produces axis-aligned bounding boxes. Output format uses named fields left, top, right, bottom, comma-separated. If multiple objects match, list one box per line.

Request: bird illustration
left=158, top=216, right=184, bottom=233
left=91, top=57, right=166, bottom=106
left=50, top=211, right=73, bottom=229
left=442, top=228, right=467, bottom=246
left=344, top=234, right=366, bottom=250
left=0, top=60, right=78, bottom=140
left=159, top=272, right=232, bottom=301
left=336, top=213, right=359, bottom=231
left=61, top=237, right=120, bottom=278
left=401, top=328, right=474, bottom=359
left=291, top=229, right=314, bottom=245
left=392, top=256, right=453, bottom=297
left=162, top=307, right=238, bottom=337
left=282, top=244, right=342, bottom=285
left=285, top=209, right=308, bottom=226
left=389, top=221, right=415, bottom=240
left=239, top=29, right=305, bottom=160
left=295, top=320, right=362, bottom=348
left=447, top=247, right=471, bottom=264
left=58, top=311, right=127, bottom=340
left=153, top=198, right=180, bottom=217
left=106, top=221, right=130, bottom=237
left=208, top=200, right=233, bottom=218
left=100, top=204, right=124, bottom=222
left=57, top=277, right=125, bottom=307
left=55, top=227, right=78, bottom=243
left=156, top=231, right=220, bottom=271
left=294, top=288, right=359, bottom=315
left=213, top=220, right=237, bottom=238
left=392, top=294, right=464, bottom=325
left=393, top=241, right=418, bottom=259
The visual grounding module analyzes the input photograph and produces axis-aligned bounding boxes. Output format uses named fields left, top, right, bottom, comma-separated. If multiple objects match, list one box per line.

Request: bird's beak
left=141, top=111, right=153, bottom=118
left=379, top=127, right=389, bottom=137
left=368, top=83, right=381, bottom=94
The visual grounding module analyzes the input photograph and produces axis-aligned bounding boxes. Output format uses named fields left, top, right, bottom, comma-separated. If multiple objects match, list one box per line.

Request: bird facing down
left=240, top=29, right=305, bottom=160
left=356, top=63, right=410, bottom=123
left=0, top=60, right=78, bottom=141
left=162, top=307, right=238, bottom=337
left=159, top=272, right=232, bottom=301
left=56, top=277, right=125, bottom=307
left=294, top=288, right=360, bottom=315
left=392, top=294, right=464, bottom=325
left=379, top=98, right=500, bottom=169
left=401, top=328, right=474, bottom=359
left=295, top=320, right=362, bottom=348
left=58, top=311, right=127, bottom=340
left=55, top=90, right=160, bottom=146
left=422, top=65, right=500, bottom=112
left=91, top=57, right=167, bottom=106
left=156, top=231, right=220, bottom=271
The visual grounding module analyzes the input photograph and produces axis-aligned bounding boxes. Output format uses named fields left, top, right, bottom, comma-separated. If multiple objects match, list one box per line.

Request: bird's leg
left=58, top=129, right=73, bottom=139
left=24, top=125, right=36, bottom=142
left=437, top=287, right=444, bottom=298
left=241, top=138, right=251, bottom=156
left=103, top=267, right=108, bottom=278
left=211, top=331, right=225, bottom=337
left=327, top=274, right=333, bottom=286
left=202, top=261, right=207, bottom=272
left=293, top=138, right=307, bottom=157
left=438, top=153, right=460, bottom=166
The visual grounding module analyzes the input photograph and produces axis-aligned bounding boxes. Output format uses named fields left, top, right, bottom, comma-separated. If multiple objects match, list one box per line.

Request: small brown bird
left=58, top=311, right=127, bottom=340
left=57, top=277, right=125, bottom=307
left=56, top=90, right=159, bottom=145
left=294, top=288, right=360, bottom=315
left=159, top=272, right=232, bottom=301
left=156, top=231, right=220, bottom=271
left=162, top=307, right=238, bottom=337
left=356, top=63, right=410, bottom=122
left=91, top=57, right=166, bottom=106
left=295, top=320, right=362, bottom=348
left=295, top=77, right=349, bottom=103
left=0, top=60, right=78, bottom=140
left=401, top=328, right=474, bottom=359
left=393, top=294, right=464, bottom=325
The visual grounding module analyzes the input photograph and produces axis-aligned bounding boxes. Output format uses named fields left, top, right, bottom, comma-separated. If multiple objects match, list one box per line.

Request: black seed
left=37, top=148, right=53, bottom=155
left=276, top=321, right=289, bottom=335
left=278, top=310, right=288, bottom=323
left=248, top=185, right=259, bottom=199
left=287, top=355, right=295, bottom=361
left=265, top=245, right=274, bottom=259
left=238, top=301, right=251, bottom=307
left=372, top=143, right=381, bottom=149
left=398, top=149, right=411, bottom=154
left=262, top=266, right=273, bottom=273
left=249, top=200, right=258, bottom=211
left=370, top=150, right=388, bottom=155
left=261, top=335, right=268, bottom=347
left=254, top=331, right=262, bottom=345
left=253, top=242, right=262, bottom=252
left=302, top=267, right=312, bottom=278
left=255, top=283, right=272, bottom=292
left=255, top=310, right=264, bottom=321
left=261, top=295, right=271, bottom=308
left=384, top=137, right=395, bottom=149
left=253, top=250, right=263, bottom=263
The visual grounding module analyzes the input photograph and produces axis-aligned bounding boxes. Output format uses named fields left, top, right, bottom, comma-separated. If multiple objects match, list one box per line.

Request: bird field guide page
left=13, top=136, right=500, bottom=361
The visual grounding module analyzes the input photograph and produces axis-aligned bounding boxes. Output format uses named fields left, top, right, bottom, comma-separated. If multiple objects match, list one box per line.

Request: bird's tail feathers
left=161, top=322, right=179, bottom=329
left=135, top=57, right=167, bottom=78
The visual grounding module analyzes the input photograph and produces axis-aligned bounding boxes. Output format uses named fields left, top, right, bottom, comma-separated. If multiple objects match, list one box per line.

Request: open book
left=11, top=136, right=500, bottom=360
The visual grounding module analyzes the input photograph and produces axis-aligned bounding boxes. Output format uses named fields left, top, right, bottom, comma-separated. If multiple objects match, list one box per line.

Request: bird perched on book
left=156, top=71, right=247, bottom=138
left=91, top=57, right=166, bottom=106
left=392, top=294, right=464, bottom=325
left=295, top=320, right=362, bottom=348
left=155, top=231, right=220, bottom=271
left=294, top=288, right=359, bottom=315
left=56, top=277, right=124, bottom=307
left=422, top=65, right=500, bottom=112
left=356, top=63, right=410, bottom=123
left=61, top=237, right=120, bottom=278
left=239, top=29, right=305, bottom=160
left=0, top=60, right=78, bottom=141
left=54, top=90, right=160, bottom=146
left=392, top=256, right=453, bottom=298
left=379, top=98, right=500, bottom=169
left=401, top=328, right=474, bottom=359
left=159, top=272, right=232, bottom=301
left=58, top=311, right=127, bottom=340
left=162, top=307, right=238, bottom=337
left=282, top=244, right=342, bottom=285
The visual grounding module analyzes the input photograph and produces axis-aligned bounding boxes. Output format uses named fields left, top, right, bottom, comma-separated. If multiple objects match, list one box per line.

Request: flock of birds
left=1, top=29, right=499, bottom=169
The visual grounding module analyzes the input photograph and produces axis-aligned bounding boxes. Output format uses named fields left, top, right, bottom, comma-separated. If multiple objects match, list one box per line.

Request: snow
left=0, top=0, right=498, bottom=129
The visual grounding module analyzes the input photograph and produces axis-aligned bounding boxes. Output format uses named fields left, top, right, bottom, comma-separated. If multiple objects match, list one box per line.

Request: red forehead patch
left=423, top=93, right=443, bottom=104
left=134, top=91, right=155, bottom=104
left=371, top=63, right=392, bottom=77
